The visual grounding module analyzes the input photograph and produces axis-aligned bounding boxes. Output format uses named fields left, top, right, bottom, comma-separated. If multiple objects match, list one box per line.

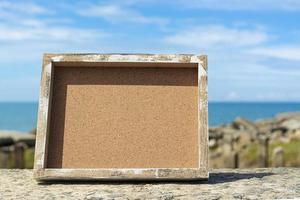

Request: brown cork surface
left=46, top=63, right=199, bottom=168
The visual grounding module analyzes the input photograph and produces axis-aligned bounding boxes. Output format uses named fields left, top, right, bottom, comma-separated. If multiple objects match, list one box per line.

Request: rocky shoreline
left=0, top=130, right=35, bottom=168
left=0, top=130, right=35, bottom=147
left=209, top=112, right=300, bottom=168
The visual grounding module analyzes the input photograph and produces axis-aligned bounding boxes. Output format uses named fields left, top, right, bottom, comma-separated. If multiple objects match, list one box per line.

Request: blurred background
left=0, top=0, right=299, bottom=169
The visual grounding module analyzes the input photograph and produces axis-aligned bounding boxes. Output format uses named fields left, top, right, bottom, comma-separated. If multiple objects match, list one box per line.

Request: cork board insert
left=46, top=62, right=199, bottom=169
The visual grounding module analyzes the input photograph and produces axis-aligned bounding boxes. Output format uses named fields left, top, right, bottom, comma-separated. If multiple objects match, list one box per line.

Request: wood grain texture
left=199, top=55, right=208, bottom=170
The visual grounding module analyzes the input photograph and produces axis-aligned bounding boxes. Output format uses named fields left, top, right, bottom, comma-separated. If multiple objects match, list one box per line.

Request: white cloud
left=0, top=1, right=48, bottom=15
left=67, top=0, right=300, bottom=11
left=76, top=3, right=168, bottom=25
left=177, top=0, right=300, bottom=11
left=0, top=23, right=107, bottom=42
left=0, top=1, right=108, bottom=43
left=0, top=1, right=111, bottom=65
left=248, top=46, right=300, bottom=61
left=165, top=25, right=270, bottom=49
left=0, top=1, right=299, bottom=102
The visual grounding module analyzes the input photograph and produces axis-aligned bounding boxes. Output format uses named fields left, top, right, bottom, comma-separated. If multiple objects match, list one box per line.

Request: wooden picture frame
left=34, top=54, right=208, bottom=181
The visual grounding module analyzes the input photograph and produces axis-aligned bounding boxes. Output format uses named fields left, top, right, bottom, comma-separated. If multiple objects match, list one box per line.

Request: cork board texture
left=34, top=54, right=208, bottom=181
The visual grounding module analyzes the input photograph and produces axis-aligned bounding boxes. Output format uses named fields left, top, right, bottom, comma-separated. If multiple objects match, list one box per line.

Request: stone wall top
left=0, top=168, right=299, bottom=199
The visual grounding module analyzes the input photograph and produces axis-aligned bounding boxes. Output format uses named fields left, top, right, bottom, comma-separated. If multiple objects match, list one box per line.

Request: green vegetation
left=242, top=142, right=259, bottom=166
left=0, top=147, right=34, bottom=169
left=269, top=139, right=300, bottom=167
left=231, top=138, right=300, bottom=167
left=24, top=148, right=34, bottom=169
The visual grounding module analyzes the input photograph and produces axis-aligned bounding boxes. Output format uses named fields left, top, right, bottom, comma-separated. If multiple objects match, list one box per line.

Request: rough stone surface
left=0, top=168, right=299, bottom=199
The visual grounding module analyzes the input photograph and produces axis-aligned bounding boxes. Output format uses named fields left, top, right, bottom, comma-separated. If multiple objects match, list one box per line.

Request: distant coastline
left=0, top=102, right=300, bottom=132
left=209, top=102, right=300, bottom=127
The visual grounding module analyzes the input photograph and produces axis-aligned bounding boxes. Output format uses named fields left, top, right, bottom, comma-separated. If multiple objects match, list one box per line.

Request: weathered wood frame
left=33, top=54, right=208, bottom=181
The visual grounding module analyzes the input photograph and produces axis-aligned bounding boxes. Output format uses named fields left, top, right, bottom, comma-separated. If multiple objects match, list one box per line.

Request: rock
left=236, top=132, right=252, bottom=149
left=290, top=130, right=300, bottom=140
left=275, top=112, right=300, bottom=122
left=280, top=119, right=300, bottom=130
left=232, top=118, right=258, bottom=140
left=232, top=117, right=257, bottom=131
left=209, top=127, right=223, bottom=140
left=271, top=126, right=288, bottom=134
left=272, top=147, right=284, bottom=167
left=256, top=118, right=274, bottom=126
left=209, top=139, right=217, bottom=148
left=3, top=169, right=300, bottom=199
left=256, top=119, right=274, bottom=134
left=0, top=135, right=14, bottom=146
left=209, top=125, right=238, bottom=146
left=280, top=136, right=291, bottom=144
left=233, top=193, right=244, bottom=199
left=270, top=130, right=283, bottom=141
left=223, top=131, right=235, bottom=145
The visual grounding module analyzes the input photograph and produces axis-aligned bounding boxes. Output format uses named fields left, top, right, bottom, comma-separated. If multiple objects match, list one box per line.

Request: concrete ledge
left=0, top=168, right=299, bottom=199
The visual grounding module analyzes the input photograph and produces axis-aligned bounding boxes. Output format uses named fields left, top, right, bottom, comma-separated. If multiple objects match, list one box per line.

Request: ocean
left=0, top=102, right=300, bottom=132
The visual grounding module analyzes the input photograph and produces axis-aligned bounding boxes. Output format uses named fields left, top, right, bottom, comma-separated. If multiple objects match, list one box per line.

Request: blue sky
left=0, top=0, right=300, bottom=102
